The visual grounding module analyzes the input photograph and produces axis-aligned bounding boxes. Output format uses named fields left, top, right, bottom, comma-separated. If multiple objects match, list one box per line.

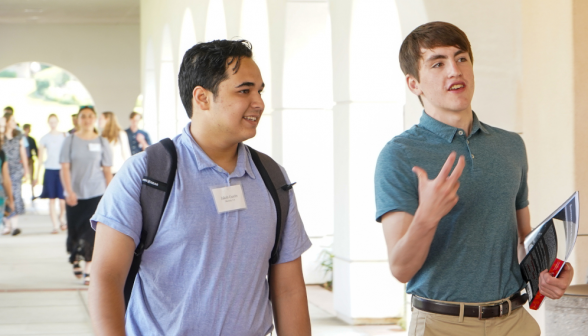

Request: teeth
left=243, top=116, right=257, bottom=121
left=450, top=84, right=464, bottom=90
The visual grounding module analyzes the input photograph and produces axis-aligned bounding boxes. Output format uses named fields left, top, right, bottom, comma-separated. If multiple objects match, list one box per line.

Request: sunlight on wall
left=144, top=39, right=158, bottom=140
left=177, top=8, right=197, bottom=132
left=158, top=25, right=177, bottom=140
left=205, top=0, right=227, bottom=41
left=240, top=0, right=272, bottom=155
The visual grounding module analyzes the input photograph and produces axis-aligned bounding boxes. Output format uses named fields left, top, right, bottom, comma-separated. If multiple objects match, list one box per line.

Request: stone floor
left=0, top=198, right=406, bottom=336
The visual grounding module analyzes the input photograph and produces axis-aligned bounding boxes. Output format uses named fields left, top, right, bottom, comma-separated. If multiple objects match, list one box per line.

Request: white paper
left=210, top=184, right=247, bottom=213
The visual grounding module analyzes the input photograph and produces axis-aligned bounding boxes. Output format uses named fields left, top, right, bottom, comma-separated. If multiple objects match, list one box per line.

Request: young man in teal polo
left=375, top=21, right=574, bottom=335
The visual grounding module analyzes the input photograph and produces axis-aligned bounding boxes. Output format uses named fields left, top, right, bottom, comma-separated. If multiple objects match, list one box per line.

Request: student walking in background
left=23, top=124, right=38, bottom=200
left=2, top=113, right=28, bottom=236
left=69, top=114, right=78, bottom=134
left=125, top=112, right=151, bottom=155
left=35, top=114, right=67, bottom=233
left=99, top=112, right=131, bottom=175
left=0, top=116, right=15, bottom=235
left=60, top=106, right=113, bottom=285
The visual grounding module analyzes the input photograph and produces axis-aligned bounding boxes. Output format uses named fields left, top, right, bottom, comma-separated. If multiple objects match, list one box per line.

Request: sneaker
left=11, top=228, right=21, bottom=236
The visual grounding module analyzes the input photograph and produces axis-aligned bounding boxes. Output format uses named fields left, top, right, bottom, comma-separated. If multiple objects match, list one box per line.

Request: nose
left=252, top=91, right=265, bottom=112
left=447, top=60, right=462, bottom=78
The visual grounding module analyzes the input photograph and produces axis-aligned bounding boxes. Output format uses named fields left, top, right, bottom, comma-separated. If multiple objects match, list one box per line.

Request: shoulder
left=480, top=122, right=526, bottom=150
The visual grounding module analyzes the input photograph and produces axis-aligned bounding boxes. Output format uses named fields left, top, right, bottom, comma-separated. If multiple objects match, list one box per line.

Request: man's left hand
left=538, top=263, right=574, bottom=299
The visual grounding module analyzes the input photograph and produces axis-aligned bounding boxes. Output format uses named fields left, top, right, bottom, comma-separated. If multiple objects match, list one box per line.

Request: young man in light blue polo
left=375, top=21, right=574, bottom=335
left=88, top=40, right=312, bottom=336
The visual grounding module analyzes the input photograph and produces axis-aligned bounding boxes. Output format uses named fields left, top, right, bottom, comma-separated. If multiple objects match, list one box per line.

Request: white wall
left=0, top=24, right=140, bottom=127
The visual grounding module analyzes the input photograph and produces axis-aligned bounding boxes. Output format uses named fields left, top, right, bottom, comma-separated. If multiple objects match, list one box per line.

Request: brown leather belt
left=412, top=292, right=528, bottom=319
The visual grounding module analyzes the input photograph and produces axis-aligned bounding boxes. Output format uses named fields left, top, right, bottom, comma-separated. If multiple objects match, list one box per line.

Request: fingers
left=538, top=266, right=573, bottom=299
left=437, top=152, right=457, bottom=180
left=412, top=166, right=428, bottom=183
left=448, top=155, right=466, bottom=182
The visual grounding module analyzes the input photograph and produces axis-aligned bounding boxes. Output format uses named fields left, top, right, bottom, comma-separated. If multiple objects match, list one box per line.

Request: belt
left=412, top=292, right=528, bottom=319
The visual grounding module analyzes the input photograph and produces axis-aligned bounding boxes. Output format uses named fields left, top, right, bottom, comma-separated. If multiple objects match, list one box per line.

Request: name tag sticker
left=89, top=143, right=102, bottom=152
left=211, top=184, right=247, bottom=213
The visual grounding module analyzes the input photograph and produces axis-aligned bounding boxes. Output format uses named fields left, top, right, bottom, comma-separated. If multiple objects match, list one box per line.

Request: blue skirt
left=40, top=169, right=65, bottom=199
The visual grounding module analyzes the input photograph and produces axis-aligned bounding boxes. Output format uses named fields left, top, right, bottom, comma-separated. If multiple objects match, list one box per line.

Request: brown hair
left=399, top=21, right=473, bottom=83
left=48, top=113, right=58, bottom=122
left=3, top=112, right=21, bottom=138
left=78, top=106, right=98, bottom=134
left=129, top=111, right=142, bottom=119
left=101, top=111, right=122, bottom=144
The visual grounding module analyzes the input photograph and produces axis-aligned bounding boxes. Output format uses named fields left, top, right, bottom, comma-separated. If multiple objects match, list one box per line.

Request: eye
left=239, top=89, right=250, bottom=94
left=458, top=57, right=467, bottom=62
left=432, top=62, right=442, bottom=68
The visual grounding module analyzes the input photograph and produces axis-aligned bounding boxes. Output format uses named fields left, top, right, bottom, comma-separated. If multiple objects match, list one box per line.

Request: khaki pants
left=409, top=299, right=541, bottom=336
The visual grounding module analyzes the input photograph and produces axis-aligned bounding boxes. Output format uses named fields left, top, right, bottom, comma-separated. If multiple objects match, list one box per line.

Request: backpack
left=123, top=138, right=294, bottom=307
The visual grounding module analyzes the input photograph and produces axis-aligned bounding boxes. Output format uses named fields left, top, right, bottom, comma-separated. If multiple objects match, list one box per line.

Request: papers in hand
left=519, top=191, right=579, bottom=310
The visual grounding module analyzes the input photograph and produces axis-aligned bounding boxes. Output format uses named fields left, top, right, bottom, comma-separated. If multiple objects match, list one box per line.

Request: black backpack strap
left=124, top=138, right=177, bottom=308
left=247, top=146, right=291, bottom=265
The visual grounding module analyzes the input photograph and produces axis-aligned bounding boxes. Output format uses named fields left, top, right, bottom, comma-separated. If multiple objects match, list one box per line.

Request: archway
left=0, top=61, right=94, bottom=138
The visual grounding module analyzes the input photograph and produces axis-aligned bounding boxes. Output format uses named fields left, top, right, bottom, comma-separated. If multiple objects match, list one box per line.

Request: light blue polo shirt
left=91, top=124, right=311, bottom=336
left=375, top=112, right=528, bottom=303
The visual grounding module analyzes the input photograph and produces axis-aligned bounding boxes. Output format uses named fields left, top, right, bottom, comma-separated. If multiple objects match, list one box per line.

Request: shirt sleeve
left=101, top=137, right=113, bottom=167
left=59, top=135, right=73, bottom=164
left=274, top=165, right=312, bottom=264
left=374, top=140, right=419, bottom=222
left=91, top=153, right=147, bottom=246
left=515, top=135, right=529, bottom=210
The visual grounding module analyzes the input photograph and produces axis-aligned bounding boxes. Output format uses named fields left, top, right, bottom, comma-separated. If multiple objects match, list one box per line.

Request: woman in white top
left=98, top=112, right=131, bottom=174
left=35, top=114, right=67, bottom=233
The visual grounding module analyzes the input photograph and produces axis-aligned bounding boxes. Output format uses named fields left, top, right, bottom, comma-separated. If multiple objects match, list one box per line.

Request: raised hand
left=412, top=152, right=465, bottom=224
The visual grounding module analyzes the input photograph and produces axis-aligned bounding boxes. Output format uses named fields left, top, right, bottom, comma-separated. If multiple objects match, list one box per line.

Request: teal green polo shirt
left=375, top=111, right=528, bottom=303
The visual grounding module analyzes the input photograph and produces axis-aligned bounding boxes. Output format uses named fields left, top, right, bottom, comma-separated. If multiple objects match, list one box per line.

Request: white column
left=330, top=0, right=406, bottom=324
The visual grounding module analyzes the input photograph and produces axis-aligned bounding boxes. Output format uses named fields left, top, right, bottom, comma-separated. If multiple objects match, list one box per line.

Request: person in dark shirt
left=125, top=112, right=151, bottom=155
left=68, top=113, right=78, bottom=134
left=23, top=124, right=38, bottom=199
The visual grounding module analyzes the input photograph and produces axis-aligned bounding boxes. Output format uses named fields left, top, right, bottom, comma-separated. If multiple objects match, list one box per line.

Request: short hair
left=3, top=106, right=13, bottom=112
left=71, top=114, right=78, bottom=118
left=399, top=21, right=473, bottom=83
left=23, top=124, right=31, bottom=130
left=178, top=39, right=253, bottom=118
left=129, top=111, right=142, bottom=119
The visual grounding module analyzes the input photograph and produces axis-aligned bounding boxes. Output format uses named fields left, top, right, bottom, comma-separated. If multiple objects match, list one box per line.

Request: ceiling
left=0, top=0, right=140, bottom=24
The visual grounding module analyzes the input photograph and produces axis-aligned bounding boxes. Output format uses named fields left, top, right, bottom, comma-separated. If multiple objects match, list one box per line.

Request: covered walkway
left=0, top=209, right=406, bottom=336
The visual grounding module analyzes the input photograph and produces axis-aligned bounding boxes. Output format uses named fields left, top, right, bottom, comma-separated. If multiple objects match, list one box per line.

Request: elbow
left=389, top=263, right=413, bottom=284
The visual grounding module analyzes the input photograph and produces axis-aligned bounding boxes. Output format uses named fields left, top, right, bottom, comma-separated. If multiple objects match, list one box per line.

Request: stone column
left=329, top=0, right=406, bottom=324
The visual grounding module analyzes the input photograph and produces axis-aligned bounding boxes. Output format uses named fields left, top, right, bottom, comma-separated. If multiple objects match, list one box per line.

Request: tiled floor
left=0, top=201, right=406, bottom=336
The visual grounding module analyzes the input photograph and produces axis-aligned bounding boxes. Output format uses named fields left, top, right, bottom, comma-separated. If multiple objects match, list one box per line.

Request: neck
left=190, top=122, right=239, bottom=173
left=130, top=125, right=138, bottom=132
left=425, top=106, right=474, bottom=136
left=79, top=128, right=95, bottom=136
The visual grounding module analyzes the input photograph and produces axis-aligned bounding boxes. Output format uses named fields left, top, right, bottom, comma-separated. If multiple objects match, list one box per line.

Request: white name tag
left=89, top=143, right=102, bottom=152
left=211, top=184, right=247, bottom=213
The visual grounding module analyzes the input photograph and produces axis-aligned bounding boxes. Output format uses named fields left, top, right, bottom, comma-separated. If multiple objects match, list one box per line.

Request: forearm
left=60, top=168, right=74, bottom=194
left=89, top=273, right=126, bottom=336
left=271, top=287, right=311, bottom=335
left=103, top=167, right=113, bottom=186
left=388, top=211, right=439, bottom=283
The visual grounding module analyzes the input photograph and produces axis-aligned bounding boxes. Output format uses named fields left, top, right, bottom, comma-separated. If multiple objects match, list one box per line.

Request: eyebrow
left=425, top=49, right=467, bottom=63
left=235, top=82, right=265, bottom=89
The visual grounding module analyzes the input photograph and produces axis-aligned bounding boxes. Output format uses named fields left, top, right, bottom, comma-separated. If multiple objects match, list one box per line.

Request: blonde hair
left=100, top=112, right=122, bottom=144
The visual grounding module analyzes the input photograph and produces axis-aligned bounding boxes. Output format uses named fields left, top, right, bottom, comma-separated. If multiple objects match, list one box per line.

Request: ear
left=406, top=74, right=422, bottom=96
left=193, top=86, right=211, bottom=112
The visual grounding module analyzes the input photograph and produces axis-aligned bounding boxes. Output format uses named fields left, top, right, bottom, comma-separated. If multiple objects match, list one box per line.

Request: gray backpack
left=123, top=138, right=294, bottom=307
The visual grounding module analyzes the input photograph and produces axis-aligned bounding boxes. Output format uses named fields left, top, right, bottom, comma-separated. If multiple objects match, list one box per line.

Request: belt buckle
left=478, top=305, right=489, bottom=320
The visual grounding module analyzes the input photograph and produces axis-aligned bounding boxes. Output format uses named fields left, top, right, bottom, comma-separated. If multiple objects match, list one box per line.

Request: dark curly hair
left=178, top=40, right=253, bottom=118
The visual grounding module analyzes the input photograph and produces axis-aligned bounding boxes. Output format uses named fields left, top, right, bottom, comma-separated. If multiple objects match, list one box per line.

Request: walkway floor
left=0, top=201, right=406, bottom=336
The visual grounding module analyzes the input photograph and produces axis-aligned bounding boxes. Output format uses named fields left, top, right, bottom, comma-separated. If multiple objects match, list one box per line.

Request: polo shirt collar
left=419, top=111, right=488, bottom=143
left=181, top=123, right=256, bottom=179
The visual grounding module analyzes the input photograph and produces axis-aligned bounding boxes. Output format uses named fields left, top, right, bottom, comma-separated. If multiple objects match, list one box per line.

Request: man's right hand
left=412, top=152, right=465, bottom=226
left=382, top=152, right=465, bottom=283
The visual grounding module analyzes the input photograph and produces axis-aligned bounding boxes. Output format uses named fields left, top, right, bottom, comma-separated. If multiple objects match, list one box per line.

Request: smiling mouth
left=243, top=116, right=258, bottom=122
left=449, top=84, right=464, bottom=91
